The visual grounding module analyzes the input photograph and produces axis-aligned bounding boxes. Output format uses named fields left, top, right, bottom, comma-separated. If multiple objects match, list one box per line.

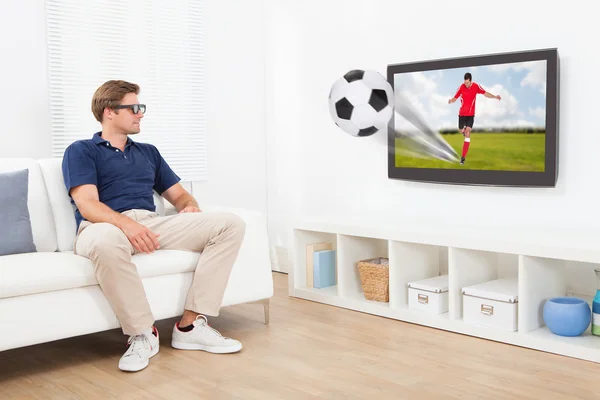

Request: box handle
left=418, top=294, right=428, bottom=304
left=481, top=304, right=494, bottom=316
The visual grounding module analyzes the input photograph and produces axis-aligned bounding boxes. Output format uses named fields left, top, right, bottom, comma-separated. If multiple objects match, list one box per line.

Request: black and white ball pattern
left=328, top=69, right=394, bottom=137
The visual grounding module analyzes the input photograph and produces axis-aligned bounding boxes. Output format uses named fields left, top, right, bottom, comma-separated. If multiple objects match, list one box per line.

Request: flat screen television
left=387, top=48, right=559, bottom=187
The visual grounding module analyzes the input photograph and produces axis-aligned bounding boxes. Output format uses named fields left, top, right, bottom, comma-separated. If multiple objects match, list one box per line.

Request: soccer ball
left=328, top=69, right=394, bottom=137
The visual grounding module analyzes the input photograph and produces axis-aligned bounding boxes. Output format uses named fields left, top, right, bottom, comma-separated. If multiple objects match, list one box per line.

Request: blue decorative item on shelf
left=543, top=297, right=591, bottom=337
left=313, top=250, right=336, bottom=289
left=592, top=269, right=600, bottom=336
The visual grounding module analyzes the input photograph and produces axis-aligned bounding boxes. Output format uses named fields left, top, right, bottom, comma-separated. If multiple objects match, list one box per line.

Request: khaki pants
left=74, top=209, right=246, bottom=336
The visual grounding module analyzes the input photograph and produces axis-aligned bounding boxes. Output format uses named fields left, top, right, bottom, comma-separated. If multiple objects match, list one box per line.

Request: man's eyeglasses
left=114, top=104, right=146, bottom=114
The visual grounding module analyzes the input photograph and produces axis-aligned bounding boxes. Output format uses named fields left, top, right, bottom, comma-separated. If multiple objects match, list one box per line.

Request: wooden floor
left=2, top=272, right=600, bottom=399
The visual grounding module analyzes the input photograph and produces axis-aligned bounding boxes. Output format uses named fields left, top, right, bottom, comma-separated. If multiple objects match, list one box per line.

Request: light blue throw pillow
left=0, top=169, right=37, bottom=256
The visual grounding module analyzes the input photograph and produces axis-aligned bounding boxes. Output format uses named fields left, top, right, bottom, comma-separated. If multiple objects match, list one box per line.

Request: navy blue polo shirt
left=62, top=132, right=180, bottom=229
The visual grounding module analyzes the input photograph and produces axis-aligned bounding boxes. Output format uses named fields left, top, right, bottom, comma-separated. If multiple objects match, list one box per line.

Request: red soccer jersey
left=453, top=82, right=486, bottom=116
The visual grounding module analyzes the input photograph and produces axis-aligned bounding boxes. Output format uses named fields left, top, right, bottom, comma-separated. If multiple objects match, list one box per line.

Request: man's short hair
left=464, top=72, right=472, bottom=81
left=91, top=80, right=140, bottom=122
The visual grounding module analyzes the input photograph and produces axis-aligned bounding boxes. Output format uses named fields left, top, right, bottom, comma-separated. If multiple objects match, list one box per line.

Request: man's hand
left=496, top=95, right=502, bottom=100
left=70, top=184, right=160, bottom=254
left=120, top=218, right=161, bottom=254
left=448, top=97, right=456, bottom=104
left=179, top=206, right=201, bottom=213
left=162, top=183, right=202, bottom=214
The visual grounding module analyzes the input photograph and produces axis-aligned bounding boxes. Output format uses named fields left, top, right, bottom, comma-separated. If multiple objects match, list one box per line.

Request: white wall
left=266, top=0, right=600, bottom=260
left=192, top=0, right=267, bottom=215
left=0, top=0, right=52, bottom=159
left=0, top=0, right=268, bottom=217
left=264, top=1, right=305, bottom=271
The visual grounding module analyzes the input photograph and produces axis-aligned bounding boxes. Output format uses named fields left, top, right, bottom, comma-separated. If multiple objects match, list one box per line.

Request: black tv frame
left=387, top=48, right=559, bottom=187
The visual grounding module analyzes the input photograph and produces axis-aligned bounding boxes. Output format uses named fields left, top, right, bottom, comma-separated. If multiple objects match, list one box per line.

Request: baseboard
left=270, top=263, right=290, bottom=273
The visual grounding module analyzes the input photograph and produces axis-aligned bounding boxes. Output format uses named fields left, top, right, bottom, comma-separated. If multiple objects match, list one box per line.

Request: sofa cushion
left=0, top=169, right=37, bottom=256
left=38, top=158, right=166, bottom=252
left=0, top=159, right=58, bottom=252
left=37, top=158, right=78, bottom=252
left=0, top=249, right=200, bottom=299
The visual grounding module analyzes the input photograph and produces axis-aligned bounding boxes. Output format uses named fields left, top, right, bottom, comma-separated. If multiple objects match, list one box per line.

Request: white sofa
left=0, top=158, right=274, bottom=352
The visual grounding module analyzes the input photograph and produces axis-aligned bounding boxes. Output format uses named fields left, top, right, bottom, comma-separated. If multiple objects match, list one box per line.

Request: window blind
left=45, top=0, right=207, bottom=181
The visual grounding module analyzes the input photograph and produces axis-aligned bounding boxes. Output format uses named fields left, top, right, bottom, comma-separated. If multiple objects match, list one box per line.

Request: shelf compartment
left=518, top=257, right=600, bottom=335
left=518, top=255, right=567, bottom=333
left=337, top=234, right=389, bottom=303
left=448, top=247, right=518, bottom=321
left=565, top=260, right=600, bottom=304
left=389, top=241, right=447, bottom=310
left=292, top=229, right=338, bottom=295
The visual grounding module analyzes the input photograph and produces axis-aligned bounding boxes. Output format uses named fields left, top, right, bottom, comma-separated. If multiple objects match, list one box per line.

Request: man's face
left=464, top=79, right=472, bottom=88
left=108, top=92, right=145, bottom=135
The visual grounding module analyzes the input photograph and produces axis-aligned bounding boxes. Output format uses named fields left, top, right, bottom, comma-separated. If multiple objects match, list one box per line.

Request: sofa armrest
left=200, top=205, right=274, bottom=304
left=158, top=200, right=270, bottom=265
left=200, top=205, right=271, bottom=251
left=200, top=205, right=264, bottom=220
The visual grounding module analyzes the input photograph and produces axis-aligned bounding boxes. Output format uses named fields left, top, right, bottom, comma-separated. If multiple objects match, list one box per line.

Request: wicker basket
left=357, top=257, right=389, bottom=302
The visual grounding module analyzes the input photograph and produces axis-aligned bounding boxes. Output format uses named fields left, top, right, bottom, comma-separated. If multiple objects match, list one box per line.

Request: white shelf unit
left=290, top=220, right=600, bottom=363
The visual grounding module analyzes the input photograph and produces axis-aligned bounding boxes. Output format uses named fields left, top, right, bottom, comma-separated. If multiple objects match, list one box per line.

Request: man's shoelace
left=126, top=334, right=151, bottom=354
left=194, top=315, right=228, bottom=339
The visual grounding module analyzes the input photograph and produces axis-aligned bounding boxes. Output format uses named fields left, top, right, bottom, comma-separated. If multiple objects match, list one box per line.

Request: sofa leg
left=249, top=298, right=270, bottom=324
left=262, top=298, right=270, bottom=325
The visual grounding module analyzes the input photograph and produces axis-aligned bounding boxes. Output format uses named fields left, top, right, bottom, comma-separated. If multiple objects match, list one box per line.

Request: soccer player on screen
left=448, top=73, right=501, bottom=165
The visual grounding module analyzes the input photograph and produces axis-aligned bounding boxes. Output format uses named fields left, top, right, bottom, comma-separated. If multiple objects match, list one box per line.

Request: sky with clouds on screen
left=393, top=59, right=547, bottom=132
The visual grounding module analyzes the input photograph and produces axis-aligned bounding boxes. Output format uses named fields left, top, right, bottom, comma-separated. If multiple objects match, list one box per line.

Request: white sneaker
left=118, top=326, right=160, bottom=372
left=171, top=315, right=242, bottom=353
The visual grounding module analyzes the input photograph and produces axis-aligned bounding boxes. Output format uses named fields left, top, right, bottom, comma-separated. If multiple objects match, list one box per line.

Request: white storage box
left=462, top=278, right=518, bottom=332
left=407, top=275, right=449, bottom=314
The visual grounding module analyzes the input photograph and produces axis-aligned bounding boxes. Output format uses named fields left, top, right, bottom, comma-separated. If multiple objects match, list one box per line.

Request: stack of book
left=305, top=242, right=336, bottom=289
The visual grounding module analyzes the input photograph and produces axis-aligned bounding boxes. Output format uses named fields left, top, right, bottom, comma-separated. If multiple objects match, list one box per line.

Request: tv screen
left=387, top=48, right=559, bottom=187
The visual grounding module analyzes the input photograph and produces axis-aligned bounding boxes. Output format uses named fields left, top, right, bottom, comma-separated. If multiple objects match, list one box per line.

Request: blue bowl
left=543, top=297, right=591, bottom=337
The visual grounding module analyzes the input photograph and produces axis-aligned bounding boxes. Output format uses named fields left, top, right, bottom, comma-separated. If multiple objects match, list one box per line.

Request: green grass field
left=395, top=133, right=546, bottom=171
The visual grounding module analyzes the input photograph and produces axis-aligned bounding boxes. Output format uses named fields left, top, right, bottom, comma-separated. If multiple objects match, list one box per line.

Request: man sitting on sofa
left=62, top=79, right=246, bottom=372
